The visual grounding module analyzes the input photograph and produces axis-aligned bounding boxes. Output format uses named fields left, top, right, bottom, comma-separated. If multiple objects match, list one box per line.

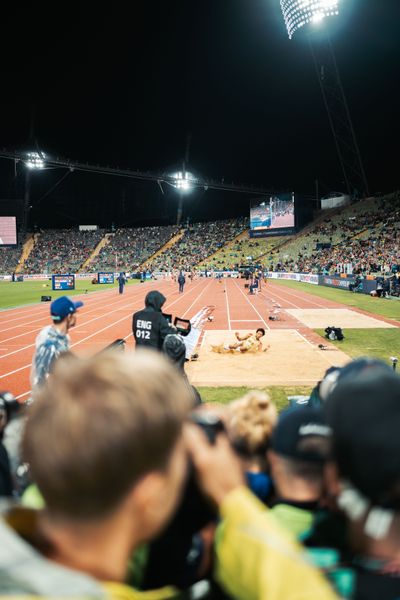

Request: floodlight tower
left=19, top=151, right=46, bottom=233
left=171, top=169, right=197, bottom=225
left=280, top=0, right=369, bottom=199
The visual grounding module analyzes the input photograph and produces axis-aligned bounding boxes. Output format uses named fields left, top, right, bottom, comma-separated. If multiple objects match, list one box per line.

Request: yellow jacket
left=215, top=487, right=338, bottom=600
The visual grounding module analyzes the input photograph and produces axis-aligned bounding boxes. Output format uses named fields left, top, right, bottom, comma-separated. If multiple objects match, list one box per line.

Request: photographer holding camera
left=0, top=350, right=337, bottom=599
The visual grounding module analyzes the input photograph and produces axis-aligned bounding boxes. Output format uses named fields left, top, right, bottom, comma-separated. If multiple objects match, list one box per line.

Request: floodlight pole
left=309, top=33, right=369, bottom=199
left=177, top=192, right=183, bottom=226
left=22, top=168, right=31, bottom=235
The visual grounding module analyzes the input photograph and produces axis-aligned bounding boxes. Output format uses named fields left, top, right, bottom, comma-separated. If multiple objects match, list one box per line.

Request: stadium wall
left=267, top=272, right=377, bottom=295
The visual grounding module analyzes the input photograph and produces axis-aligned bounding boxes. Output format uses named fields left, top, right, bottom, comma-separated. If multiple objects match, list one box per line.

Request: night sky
left=0, top=0, right=399, bottom=227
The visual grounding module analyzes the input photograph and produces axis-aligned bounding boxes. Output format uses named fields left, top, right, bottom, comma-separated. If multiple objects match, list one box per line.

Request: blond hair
left=23, top=350, right=191, bottom=520
left=226, top=391, right=278, bottom=457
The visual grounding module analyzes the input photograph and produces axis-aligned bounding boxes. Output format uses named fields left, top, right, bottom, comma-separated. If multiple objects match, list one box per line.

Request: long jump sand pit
left=285, top=308, right=396, bottom=329
left=186, top=330, right=351, bottom=387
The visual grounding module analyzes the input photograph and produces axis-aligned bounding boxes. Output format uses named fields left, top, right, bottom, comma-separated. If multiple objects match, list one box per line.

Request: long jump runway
left=0, top=278, right=396, bottom=396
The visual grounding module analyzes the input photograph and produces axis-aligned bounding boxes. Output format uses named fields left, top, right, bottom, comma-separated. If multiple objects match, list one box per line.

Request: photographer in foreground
left=304, top=363, right=400, bottom=599
left=0, top=350, right=337, bottom=599
left=185, top=424, right=337, bottom=600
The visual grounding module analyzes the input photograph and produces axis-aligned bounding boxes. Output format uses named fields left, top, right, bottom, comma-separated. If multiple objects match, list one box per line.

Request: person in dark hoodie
left=178, top=271, right=186, bottom=293
left=132, top=290, right=173, bottom=350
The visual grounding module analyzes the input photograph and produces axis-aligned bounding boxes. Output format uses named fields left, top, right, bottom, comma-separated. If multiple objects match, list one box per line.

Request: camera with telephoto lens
left=139, top=411, right=226, bottom=591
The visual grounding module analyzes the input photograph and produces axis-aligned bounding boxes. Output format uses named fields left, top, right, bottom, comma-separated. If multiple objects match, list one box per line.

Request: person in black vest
left=132, top=290, right=173, bottom=350
left=178, top=271, right=186, bottom=293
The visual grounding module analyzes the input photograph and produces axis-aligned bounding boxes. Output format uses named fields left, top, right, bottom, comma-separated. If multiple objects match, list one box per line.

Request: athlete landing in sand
left=212, top=328, right=268, bottom=354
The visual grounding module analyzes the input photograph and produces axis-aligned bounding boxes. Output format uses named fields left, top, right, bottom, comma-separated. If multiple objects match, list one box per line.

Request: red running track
left=0, top=277, right=392, bottom=399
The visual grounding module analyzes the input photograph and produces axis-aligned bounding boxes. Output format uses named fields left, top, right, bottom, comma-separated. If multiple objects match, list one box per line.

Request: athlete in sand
left=212, top=328, right=268, bottom=354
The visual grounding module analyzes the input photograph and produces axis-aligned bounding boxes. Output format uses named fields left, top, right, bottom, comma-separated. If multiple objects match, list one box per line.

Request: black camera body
left=140, top=412, right=225, bottom=590
left=0, top=391, right=22, bottom=426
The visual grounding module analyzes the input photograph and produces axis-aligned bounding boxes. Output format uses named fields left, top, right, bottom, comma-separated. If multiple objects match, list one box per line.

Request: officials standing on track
left=178, top=271, right=186, bottom=293
left=117, top=272, right=127, bottom=294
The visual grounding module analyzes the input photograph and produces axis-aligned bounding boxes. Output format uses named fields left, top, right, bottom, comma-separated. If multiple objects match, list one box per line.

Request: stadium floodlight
left=280, top=0, right=340, bottom=39
left=171, top=171, right=197, bottom=193
left=25, top=151, right=46, bottom=169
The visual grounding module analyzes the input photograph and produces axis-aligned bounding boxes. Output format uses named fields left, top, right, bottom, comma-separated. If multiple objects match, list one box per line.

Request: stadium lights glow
left=25, top=151, right=46, bottom=169
left=280, top=0, right=340, bottom=39
left=171, top=171, right=197, bottom=193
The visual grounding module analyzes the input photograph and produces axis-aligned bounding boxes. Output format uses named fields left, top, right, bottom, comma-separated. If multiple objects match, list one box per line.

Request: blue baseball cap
left=51, top=296, right=84, bottom=322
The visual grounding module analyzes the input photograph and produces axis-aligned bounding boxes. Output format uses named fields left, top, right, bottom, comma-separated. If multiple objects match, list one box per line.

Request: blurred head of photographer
left=162, top=333, right=202, bottom=407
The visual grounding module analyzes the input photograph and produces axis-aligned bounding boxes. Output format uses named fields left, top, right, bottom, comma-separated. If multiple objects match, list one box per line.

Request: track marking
left=224, top=281, right=232, bottom=330
left=181, top=280, right=213, bottom=318
left=268, top=282, right=331, bottom=309
left=231, top=319, right=263, bottom=322
left=232, top=281, right=270, bottom=330
left=0, top=278, right=205, bottom=386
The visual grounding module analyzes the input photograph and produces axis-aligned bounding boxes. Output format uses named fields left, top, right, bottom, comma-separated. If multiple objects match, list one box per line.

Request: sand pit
left=186, top=330, right=351, bottom=387
left=285, top=308, right=396, bottom=329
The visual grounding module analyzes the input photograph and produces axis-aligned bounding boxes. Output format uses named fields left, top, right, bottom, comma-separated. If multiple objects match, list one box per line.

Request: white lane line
left=224, top=281, right=232, bottom=330
left=231, top=319, right=263, bottom=322
left=0, top=282, right=167, bottom=359
left=268, top=282, right=329, bottom=309
left=233, top=281, right=270, bottom=330
left=259, top=288, right=300, bottom=309
left=16, top=391, right=31, bottom=400
left=0, top=278, right=205, bottom=381
left=181, top=280, right=213, bottom=318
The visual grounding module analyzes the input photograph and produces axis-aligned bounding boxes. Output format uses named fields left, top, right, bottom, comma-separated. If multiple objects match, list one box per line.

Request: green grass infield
left=197, top=385, right=312, bottom=411
left=0, top=279, right=141, bottom=310
left=315, top=328, right=400, bottom=366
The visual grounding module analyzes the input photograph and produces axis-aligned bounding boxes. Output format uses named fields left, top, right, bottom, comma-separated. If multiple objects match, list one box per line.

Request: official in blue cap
left=31, top=296, right=83, bottom=388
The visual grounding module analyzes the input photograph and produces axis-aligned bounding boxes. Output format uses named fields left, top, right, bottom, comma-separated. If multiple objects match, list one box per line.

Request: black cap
left=336, top=357, right=392, bottom=385
left=270, top=407, right=331, bottom=463
left=163, top=334, right=186, bottom=366
left=326, top=366, right=400, bottom=509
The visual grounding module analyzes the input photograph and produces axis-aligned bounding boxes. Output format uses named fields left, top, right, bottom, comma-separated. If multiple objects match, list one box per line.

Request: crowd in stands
left=199, top=235, right=285, bottom=272
left=271, top=192, right=400, bottom=276
left=147, top=219, right=248, bottom=272
left=90, top=225, right=179, bottom=272
left=22, top=229, right=105, bottom=274
left=0, top=235, right=25, bottom=274
left=2, top=192, right=400, bottom=278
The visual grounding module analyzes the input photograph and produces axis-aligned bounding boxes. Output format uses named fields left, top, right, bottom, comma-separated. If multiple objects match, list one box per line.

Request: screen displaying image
left=52, top=274, right=75, bottom=291
left=0, top=216, right=17, bottom=245
left=98, top=272, right=115, bottom=284
left=250, top=195, right=295, bottom=230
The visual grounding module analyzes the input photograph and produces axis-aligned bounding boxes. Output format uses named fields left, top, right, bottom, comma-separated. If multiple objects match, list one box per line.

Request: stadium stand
left=0, top=234, right=26, bottom=275
left=270, top=192, right=400, bottom=275
left=22, top=229, right=105, bottom=274
left=88, top=225, right=179, bottom=272
left=199, top=231, right=287, bottom=271
left=146, top=218, right=249, bottom=271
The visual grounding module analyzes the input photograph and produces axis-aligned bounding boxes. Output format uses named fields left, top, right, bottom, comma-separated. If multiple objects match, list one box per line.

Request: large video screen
left=250, top=194, right=295, bottom=231
left=0, top=217, right=17, bottom=245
